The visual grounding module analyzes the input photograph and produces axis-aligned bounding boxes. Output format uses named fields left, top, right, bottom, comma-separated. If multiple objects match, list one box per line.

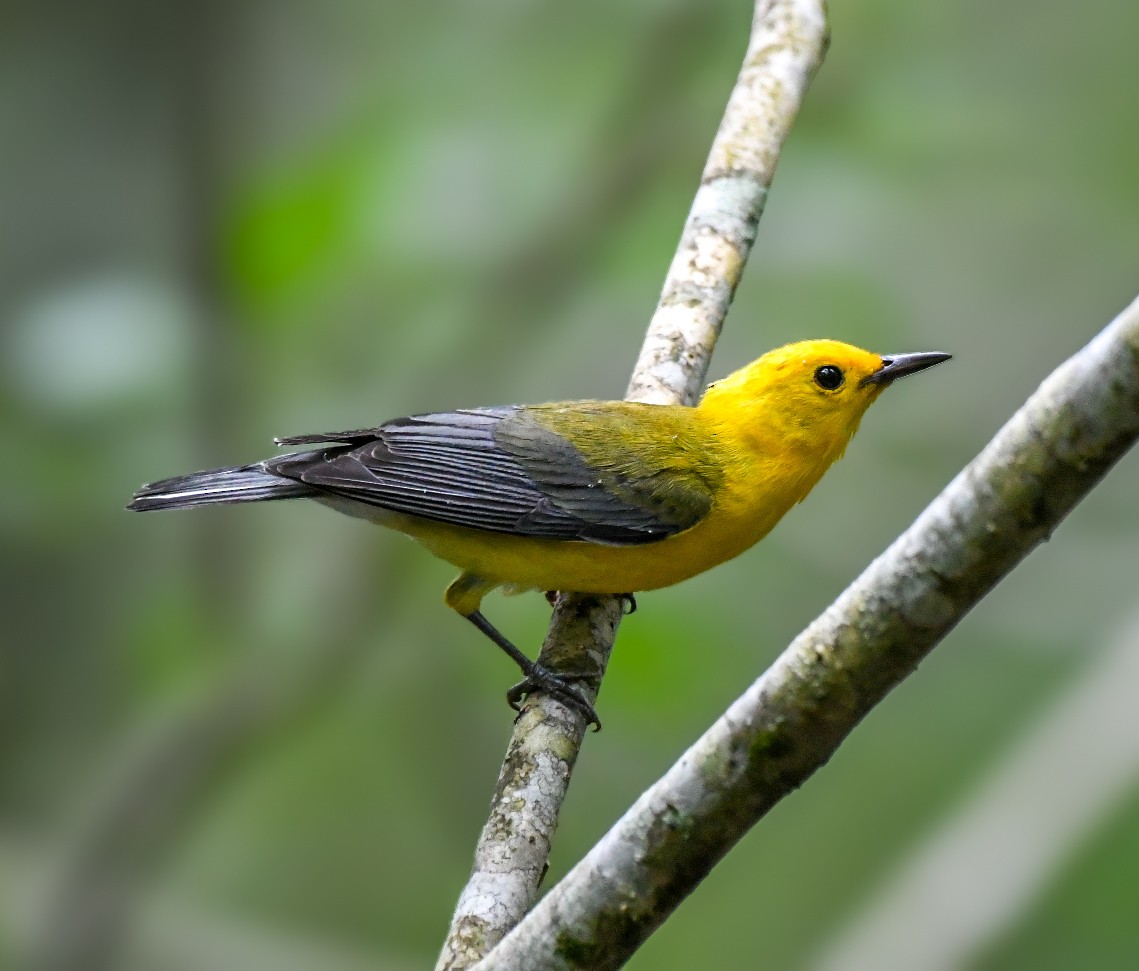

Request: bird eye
left=814, top=365, right=844, bottom=390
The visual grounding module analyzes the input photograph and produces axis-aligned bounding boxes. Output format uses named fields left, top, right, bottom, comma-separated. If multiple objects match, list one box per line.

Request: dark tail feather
left=127, top=464, right=314, bottom=512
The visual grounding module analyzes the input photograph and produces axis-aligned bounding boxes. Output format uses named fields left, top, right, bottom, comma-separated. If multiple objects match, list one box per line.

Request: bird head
left=700, top=339, right=950, bottom=456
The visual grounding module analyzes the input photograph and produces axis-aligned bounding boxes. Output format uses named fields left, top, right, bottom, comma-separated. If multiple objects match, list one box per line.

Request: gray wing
left=265, top=407, right=697, bottom=545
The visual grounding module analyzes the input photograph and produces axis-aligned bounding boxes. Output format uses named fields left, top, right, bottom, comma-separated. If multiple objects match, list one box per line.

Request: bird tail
left=127, top=463, right=315, bottom=512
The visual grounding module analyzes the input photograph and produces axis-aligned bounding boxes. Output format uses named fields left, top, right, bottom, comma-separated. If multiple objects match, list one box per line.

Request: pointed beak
left=860, top=351, right=952, bottom=387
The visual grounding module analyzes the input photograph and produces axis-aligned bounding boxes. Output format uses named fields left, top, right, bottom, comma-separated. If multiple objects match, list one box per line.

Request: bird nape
left=129, top=339, right=950, bottom=729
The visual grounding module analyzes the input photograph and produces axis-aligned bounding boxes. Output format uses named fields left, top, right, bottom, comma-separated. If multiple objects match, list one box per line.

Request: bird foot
left=544, top=590, right=636, bottom=615
left=507, top=664, right=602, bottom=731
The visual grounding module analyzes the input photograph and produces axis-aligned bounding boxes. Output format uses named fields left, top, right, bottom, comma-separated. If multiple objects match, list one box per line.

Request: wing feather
left=265, top=405, right=713, bottom=545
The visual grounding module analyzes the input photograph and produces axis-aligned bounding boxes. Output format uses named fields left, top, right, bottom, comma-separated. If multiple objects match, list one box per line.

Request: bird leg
left=465, top=610, right=601, bottom=731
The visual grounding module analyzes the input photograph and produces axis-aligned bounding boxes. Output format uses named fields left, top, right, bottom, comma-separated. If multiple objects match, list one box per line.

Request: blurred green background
left=3, top=0, right=1138, bottom=968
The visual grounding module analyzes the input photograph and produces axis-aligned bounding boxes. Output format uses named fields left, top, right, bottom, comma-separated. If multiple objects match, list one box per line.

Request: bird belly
left=362, top=495, right=789, bottom=596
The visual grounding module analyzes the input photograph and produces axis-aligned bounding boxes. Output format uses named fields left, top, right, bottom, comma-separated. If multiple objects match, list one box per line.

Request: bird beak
left=860, top=351, right=952, bottom=387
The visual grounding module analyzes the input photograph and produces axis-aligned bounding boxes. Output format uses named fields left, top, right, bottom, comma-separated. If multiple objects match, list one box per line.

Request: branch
left=435, top=1, right=830, bottom=967
left=472, top=294, right=1139, bottom=970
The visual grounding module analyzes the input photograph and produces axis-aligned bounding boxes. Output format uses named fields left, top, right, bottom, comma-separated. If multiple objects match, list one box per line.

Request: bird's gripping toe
left=506, top=663, right=602, bottom=732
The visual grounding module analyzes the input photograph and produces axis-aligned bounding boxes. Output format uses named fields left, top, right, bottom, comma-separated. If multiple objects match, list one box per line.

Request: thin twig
left=435, top=2, right=830, bottom=967
left=472, top=294, right=1139, bottom=970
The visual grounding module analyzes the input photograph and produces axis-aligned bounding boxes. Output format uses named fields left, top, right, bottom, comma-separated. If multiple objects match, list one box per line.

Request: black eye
left=814, top=364, right=844, bottom=390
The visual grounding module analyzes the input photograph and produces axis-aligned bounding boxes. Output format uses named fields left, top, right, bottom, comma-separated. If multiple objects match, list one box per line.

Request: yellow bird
left=129, top=339, right=949, bottom=726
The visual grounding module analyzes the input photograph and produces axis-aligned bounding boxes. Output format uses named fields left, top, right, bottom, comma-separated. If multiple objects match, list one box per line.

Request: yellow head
left=700, top=339, right=950, bottom=461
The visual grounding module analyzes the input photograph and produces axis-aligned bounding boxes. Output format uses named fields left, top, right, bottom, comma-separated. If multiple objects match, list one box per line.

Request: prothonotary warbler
left=129, top=339, right=949, bottom=727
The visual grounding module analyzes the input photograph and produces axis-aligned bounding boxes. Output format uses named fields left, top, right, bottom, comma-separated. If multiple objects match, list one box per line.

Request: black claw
left=507, top=665, right=602, bottom=731
left=464, top=609, right=602, bottom=730
left=618, top=593, right=637, bottom=615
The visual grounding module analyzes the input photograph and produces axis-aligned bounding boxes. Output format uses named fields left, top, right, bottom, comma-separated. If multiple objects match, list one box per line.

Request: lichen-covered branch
left=471, top=294, right=1139, bottom=971
left=433, top=595, right=623, bottom=971
left=435, top=2, right=830, bottom=967
left=629, top=0, right=829, bottom=406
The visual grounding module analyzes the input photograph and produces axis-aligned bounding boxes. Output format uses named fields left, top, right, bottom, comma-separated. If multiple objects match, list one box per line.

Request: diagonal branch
left=435, top=2, right=830, bottom=968
left=471, top=294, right=1139, bottom=970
